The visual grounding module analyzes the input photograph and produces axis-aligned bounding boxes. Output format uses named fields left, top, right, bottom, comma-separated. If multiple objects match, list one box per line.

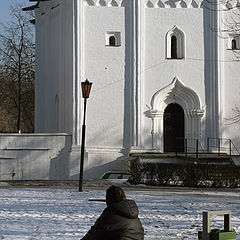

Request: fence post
left=207, top=137, right=209, bottom=154
left=196, top=139, right=199, bottom=159
left=175, top=138, right=177, bottom=157
left=229, top=139, right=232, bottom=159
left=218, top=138, right=221, bottom=156
left=185, top=138, right=187, bottom=157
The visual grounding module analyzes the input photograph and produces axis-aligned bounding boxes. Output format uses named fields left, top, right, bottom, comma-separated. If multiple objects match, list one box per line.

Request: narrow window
left=166, top=26, right=185, bottom=59
left=171, top=35, right=177, bottom=59
left=232, top=39, right=237, bottom=49
left=109, top=36, right=116, bottom=46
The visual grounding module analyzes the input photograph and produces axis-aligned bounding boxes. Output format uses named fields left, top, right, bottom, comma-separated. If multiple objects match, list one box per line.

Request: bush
left=156, top=164, right=178, bottom=186
left=142, top=163, right=157, bottom=185
left=128, top=160, right=240, bottom=188
left=128, top=158, right=142, bottom=184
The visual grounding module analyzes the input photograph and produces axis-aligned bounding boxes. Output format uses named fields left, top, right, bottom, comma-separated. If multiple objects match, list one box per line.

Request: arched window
left=106, top=32, right=121, bottom=47
left=166, top=26, right=185, bottom=59
left=109, top=36, right=116, bottom=46
left=232, top=39, right=237, bottom=49
left=171, top=36, right=177, bottom=59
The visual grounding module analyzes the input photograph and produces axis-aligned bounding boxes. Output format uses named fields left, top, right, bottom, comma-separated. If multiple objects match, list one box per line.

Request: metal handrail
left=175, top=137, right=206, bottom=160
left=231, top=141, right=240, bottom=155
left=174, top=137, right=240, bottom=165
left=207, top=137, right=240, bottom=165
left=207, top=137, right=232, bottom=156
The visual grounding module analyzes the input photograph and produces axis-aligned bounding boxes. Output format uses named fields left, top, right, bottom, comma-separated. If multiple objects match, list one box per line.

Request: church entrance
left=164, top=103, right=184, bottom=152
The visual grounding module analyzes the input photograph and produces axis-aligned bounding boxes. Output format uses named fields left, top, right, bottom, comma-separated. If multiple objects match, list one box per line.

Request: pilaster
left=132, top=0, right=145, bottom=148
left=209, top=0, right=220, bottom=138
left=72, top=0, right=84, bottom=145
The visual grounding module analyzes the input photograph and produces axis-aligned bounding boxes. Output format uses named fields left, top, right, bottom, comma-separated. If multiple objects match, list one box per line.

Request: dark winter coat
left=81, top=199, right=144, bottom=240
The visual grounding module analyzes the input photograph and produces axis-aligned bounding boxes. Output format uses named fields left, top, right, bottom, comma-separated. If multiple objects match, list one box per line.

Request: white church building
left=10, top=0, right=239, bottom=180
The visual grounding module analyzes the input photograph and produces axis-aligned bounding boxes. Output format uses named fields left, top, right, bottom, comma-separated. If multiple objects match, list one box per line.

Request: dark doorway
left=164, top=103, right=184, bottom=152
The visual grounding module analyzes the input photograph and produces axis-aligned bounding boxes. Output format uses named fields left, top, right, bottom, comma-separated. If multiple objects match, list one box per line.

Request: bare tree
left=219, top=1, right=240, bottom=122
left=0, top=4, right=35, bottom=132
left=202, top=0, right=240, bottom=59
left=221, top=1, right=240, bottom=59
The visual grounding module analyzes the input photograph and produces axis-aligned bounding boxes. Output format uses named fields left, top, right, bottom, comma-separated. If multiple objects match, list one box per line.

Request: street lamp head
left=81, top=79, right=92, bottom=99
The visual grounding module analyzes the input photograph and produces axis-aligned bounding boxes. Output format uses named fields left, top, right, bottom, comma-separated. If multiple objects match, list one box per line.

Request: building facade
left=34, top=0, right=240, bottom=179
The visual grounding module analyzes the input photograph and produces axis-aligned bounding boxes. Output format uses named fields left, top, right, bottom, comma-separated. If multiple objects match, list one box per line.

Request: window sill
left=105, top=45, right=121, bottom=47
left=166, top=58, right=185, bottom=60
left=227, top=48, right=240, bottom=50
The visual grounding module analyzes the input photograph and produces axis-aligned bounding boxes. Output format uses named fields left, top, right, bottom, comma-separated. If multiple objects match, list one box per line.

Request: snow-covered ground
left=0, top=187, right=239, bottom=239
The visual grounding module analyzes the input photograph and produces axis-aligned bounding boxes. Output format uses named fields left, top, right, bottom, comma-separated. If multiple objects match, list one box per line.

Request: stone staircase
left=129, top=137, right=240, bottom=166
left=129, top=152, right=236, bottom=165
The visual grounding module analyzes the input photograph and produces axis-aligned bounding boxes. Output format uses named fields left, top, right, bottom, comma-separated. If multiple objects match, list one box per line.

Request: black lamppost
left=79, top=79, right=92, bottom=192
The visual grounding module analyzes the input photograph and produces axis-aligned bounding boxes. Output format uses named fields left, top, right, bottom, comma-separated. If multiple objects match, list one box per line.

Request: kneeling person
left=81, top=185, right=144, bottom=240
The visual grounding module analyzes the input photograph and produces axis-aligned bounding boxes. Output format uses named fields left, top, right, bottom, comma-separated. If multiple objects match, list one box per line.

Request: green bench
left=198, top=210, right=236, bottom=240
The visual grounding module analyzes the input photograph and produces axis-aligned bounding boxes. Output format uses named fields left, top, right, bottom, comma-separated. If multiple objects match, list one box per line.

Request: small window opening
left=106, top=32, right=121, bottom=47
left=171, top=35, right=177, bottom=59
left=109, top=36, right=116, bottom=46
left=232, top=39, right=237, bottom=49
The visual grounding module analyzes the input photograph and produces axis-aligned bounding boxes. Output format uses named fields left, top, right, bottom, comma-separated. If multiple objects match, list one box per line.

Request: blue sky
left=0, top=0, right=29, bottom=27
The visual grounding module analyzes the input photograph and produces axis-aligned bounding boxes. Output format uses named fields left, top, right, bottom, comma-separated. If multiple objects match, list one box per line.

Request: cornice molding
left=84, top=0, right=127, bottom=7
left=145, top=0, right=204, bottom=8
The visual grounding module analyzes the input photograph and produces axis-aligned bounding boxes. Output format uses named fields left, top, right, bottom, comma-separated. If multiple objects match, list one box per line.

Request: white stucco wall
left=33, top=0, right=240, bottom=179
left=220, top=7, right=240, bottom=147
left=0, top=134, right=71, bottom=180
left=84, top=7, right=125, bottom=149
left=81, top=6, right=129, bottom=177
left=143, top=8, right=205, bottom=149
left=35, top=0, right=74, bottom=134
left=144, top=8, right=204, bottom=95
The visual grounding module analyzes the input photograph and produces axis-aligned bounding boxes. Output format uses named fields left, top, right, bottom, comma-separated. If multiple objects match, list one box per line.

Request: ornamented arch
left=151, top=77, right=201, bottom=111
left=147, top=77, right=205, bottom=151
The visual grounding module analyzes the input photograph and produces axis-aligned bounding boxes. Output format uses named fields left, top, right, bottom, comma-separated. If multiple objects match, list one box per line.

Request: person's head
left=106, top=185, right=126, bottom=206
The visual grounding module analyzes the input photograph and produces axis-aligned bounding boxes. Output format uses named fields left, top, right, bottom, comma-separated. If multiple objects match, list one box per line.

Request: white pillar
left=72, top=0, right=84, bottom=145
left=132, top=0, right=145, bottom=148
